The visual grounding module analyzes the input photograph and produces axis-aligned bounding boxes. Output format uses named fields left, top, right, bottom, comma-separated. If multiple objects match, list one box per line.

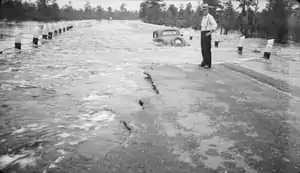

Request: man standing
left=199, top=3, right=217, bottom=69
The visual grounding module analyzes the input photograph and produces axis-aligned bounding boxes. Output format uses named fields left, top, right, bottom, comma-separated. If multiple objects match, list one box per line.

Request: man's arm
left=210, top=15, right=218, bottom=31
left=206, top=15, right=218, bottom=36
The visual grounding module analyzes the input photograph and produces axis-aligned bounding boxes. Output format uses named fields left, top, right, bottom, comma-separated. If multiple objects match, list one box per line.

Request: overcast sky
left=56, top=0, right=268, bottom=11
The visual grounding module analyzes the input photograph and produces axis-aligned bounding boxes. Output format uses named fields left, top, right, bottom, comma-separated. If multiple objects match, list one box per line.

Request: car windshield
left=161, top=30, right=178, bottom=36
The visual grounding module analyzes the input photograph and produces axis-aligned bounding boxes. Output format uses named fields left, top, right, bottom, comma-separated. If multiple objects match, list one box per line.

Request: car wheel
left=172, top=37, right=184, bottom=47
left=153, top=31, right=158, bottom=38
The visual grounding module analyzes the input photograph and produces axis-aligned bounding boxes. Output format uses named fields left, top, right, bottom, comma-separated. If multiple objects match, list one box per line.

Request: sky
left=56, top=0, right=268, bottom=11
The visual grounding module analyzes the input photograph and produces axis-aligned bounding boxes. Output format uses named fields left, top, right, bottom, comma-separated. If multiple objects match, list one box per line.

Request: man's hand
left=206, top=30, right=214, bottom=36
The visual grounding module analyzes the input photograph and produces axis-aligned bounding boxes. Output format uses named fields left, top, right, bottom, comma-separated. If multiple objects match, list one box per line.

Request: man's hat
left=200, top=3, right=209, bottom=10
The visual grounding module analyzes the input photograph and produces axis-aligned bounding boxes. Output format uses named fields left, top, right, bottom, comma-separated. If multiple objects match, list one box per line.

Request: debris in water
left=120, top=120, right=132, bottom=132
left=139, top=100, right=144, bottom=107
left=143, top=72, right=159, bottom=94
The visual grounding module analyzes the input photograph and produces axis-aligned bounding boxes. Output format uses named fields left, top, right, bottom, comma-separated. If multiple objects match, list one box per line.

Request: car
left=152, top=28, right=190, bottom=47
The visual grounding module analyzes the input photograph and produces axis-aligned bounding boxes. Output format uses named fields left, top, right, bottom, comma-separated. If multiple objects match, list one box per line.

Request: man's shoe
left=203, top=65, right=211, bottom=69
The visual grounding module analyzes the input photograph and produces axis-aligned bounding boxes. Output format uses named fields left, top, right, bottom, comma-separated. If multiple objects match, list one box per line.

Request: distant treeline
left=139, top=0, right=300, bottom=43
left=0, top=0, right=139, bottom=21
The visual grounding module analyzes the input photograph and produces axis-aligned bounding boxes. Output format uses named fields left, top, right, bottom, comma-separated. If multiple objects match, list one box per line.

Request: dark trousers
left=201, top=31, right=212, bottom=67
left=15, top=43, right=21, bottom=50
left=32, top=37, right=38, bottom=45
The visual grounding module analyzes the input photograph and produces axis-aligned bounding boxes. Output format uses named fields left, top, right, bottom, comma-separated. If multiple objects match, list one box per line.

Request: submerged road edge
left=221, top=63, right=300, bottom=99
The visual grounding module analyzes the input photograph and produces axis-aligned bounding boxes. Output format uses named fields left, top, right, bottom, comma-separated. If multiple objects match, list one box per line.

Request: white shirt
left=201, top=13, right=217, bottom=31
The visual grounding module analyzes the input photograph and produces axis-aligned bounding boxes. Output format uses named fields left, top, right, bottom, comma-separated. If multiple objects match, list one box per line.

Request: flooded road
left=0, top=20, right=156, bottom=172
left=0, top=20, right=300, bottom=173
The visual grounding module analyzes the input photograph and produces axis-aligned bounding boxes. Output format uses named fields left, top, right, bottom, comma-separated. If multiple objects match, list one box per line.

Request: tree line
left=1, top=0, right=299, bottom=43
left=0, top=0, right=139, bottom=21
left=139, top=0, right=300, bottom=43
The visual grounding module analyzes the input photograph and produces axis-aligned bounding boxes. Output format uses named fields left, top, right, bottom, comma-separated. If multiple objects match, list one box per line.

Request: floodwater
left=0, top=20, right=299, bottom=172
